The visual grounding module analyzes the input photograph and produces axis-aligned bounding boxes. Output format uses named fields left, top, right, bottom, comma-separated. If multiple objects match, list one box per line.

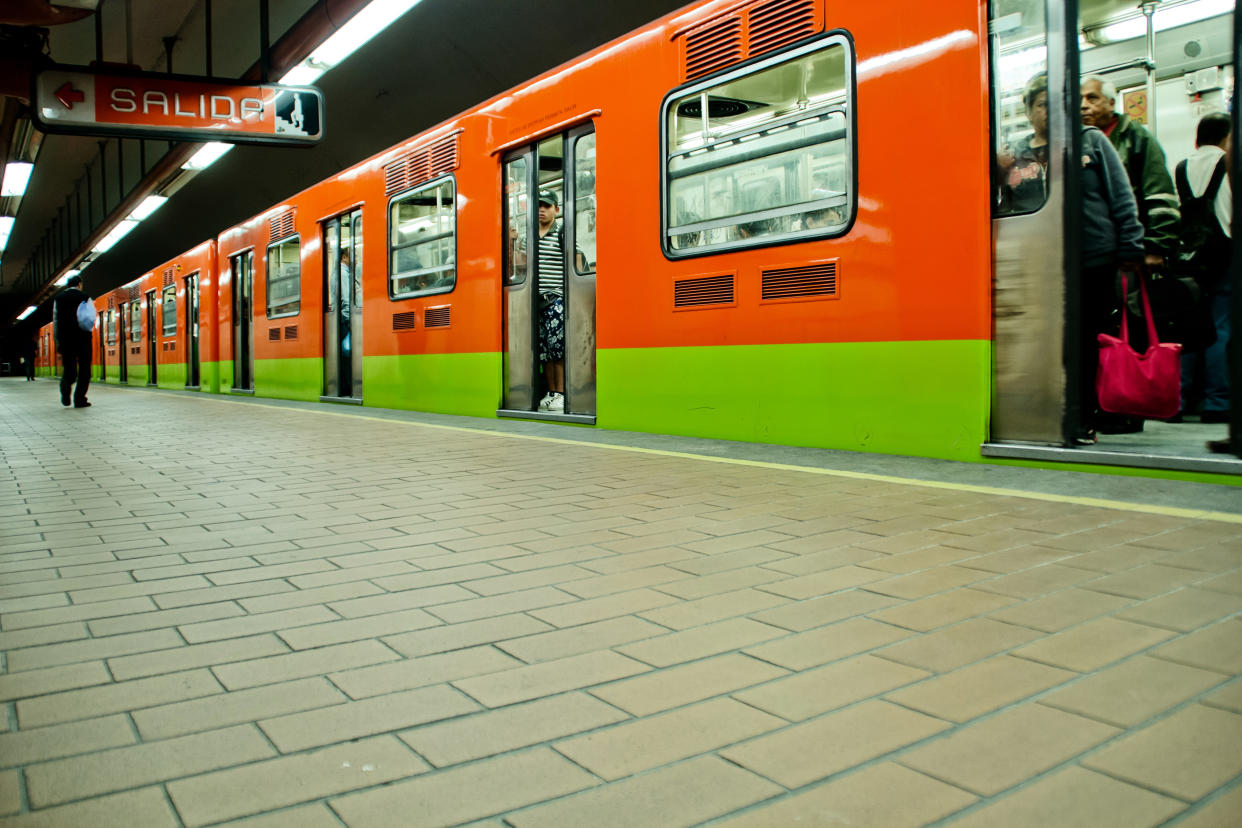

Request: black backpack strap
left=1174, top=159, right=1192, bottom=203
left=1202, top=157, right=1228, bottom=203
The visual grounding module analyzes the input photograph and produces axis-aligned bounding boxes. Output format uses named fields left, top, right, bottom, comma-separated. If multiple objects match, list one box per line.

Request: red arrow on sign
left=55, top=82, right=85, bottom=109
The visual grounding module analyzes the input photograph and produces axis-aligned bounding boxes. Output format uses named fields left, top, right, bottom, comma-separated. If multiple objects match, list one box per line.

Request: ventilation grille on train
left=108, top=297, right=115, bottom=310
left=679, top=0, right=822, bottom=82
left=424, top=306, right=451, bottom=328
left=268, top=328, right=281, bottom=341
left=385, top=132, right=461, bottom=196
left=674, top=273, right=735, bottom=308
left=269, top=211, right=295, bottom=243
left=128, top=286, right=140, bottom=301
left=392, top=311, right=418, bottom=331
left=163, top=268, right=175, bottom=286
left=284, top=325, right=298, bottom=341
left=761, top=260, right=838, bottom=302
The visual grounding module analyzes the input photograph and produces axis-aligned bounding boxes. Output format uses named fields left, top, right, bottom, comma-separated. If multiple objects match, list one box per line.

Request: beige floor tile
left=617, top=617, right=786, bottom=667
left=886, top=655, right=1074, bottom=722
left=1083, top=704, right=1242, bottom=800
left=25, top=724, right=275, bottom=807
left=400, top=692, right=627, bottom=767
left=1082, top=563, right=1207, bottom=600
left=736, top=654, right=927, bottom=721
left=867, top=566, right=990, bottom=600
left=1196, top=569, right=1242, bottom=596
left=1153, top=619, right=1242, bottom=674
left=383, top=613, right=554, bottom=658
left=1170, top=785, right=1242, bottom=828
left=742, top=616, right=912, bottom=670
left=638, top=588, right=787, bottom=630
left=108, top=634, right=290, bottom=681
left=761, top=545, right=879, bottom=576
left=259, top=684, right=480, bottom=752
left=876, top=617, right=1042, bottom=673
left=497, top=616, right=666, bottom=663
left=177, top=605, right=339, bottom=643
left=553, top=697, right=783, bottom=781
left=224, top=803, right=344, bottom=828
left=133, top=677, right=347, bottom=740
left=713, top=762, right=975, bottom=828
left=0, top=787, right=180, bottom=828
left=1041, top=655, right=1227, bottom=727
left=529, top=588, right=680, bottom=628
left=277, top=607, right=442, bottom=650
left=591, top=653, right=787, bottom=716
left=943, top=766, right=1184, bottom=828
left=453, top=650, right=649, bottom=707
left=972, top=564, right=1102, bottom=598
left=868, top=589, right=1014, bottom=632
left=212, top=640, right=400, bottom=690
left=7, top=629, right=184, bottom=672
left=899, top=703, right=1118, bottom=795
left=1203, top=679, right=1242, bottom=713
left=656, top=566, right=786, bottom=600
left=17, top=669, right=223, bottom=729
left=757, top=565, right=885, bottom=600
left=752, top=589, right=899, bottom=632
left=1117, top=588, right=1242, bottom=632
left=721, top=700, right=949, bottom=788
left=329, top=748, right=596, bottom=828
left=1013, top=616, right=1174, bottom=672
left=167, top=735, right=427, bottom=827
left=0, top=715, right=135, bottom=768
left=559, top=566, right=691, bottom=598
left=989, top=588, right=1133, bottom=633
left=507, top=755, right=780, bottom=828
left=0, top=661, right=111, bottom=703
left=0, top=770, right=19, bottom=817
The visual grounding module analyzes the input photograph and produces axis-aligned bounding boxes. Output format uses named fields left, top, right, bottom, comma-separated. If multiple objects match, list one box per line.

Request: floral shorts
left=538, top=294, right=565, bottom=363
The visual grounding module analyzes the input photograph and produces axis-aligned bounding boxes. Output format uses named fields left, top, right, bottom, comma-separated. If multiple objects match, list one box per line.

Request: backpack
left=1173, top=157, right=1231, bottom=286
left=76, top=299, right=97, bottom=332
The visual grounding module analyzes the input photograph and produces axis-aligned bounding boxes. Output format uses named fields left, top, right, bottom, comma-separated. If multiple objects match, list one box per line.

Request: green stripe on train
left=364, top=352, right=500, bottom=416
left=597, top=340, right=991, bottom=463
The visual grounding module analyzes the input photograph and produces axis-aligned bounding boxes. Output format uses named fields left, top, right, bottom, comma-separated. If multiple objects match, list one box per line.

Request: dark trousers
left=1079, top=262, right=1122, bottom=430
left=23, top=356, right=35, bottom=380
left=61, top=342, right=92, bottom=405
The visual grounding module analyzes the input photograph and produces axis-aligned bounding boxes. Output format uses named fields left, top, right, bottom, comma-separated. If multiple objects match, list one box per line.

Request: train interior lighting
left=1, top=162, right=33, bottom=198
left=1088, top=0, right=1234, bottom=44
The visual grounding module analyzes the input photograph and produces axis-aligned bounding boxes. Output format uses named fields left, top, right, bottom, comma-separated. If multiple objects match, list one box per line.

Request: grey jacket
left=1080, top=126, right=1145, bottom=267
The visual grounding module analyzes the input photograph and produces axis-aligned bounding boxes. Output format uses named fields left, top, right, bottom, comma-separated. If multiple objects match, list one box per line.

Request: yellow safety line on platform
left=185, top=394, right=1242, bottom=524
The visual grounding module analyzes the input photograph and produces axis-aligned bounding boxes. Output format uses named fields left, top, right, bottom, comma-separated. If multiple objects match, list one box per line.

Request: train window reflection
left=662, top=35, right=854, bottom=257
left=106, top=309, right=117, bottom=345
left=162, top=285, right=177, bottom=336
left=130, top=301, right=142, bottom=343
left=389, top=176, right=456, bottom=298
left=991, top=0, right=1049, bottom=216
left=266, top=236, right=302, bottom=318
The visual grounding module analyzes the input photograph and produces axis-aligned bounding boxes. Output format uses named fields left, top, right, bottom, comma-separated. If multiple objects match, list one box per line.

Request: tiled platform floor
left=1, top=379, right=1240, bottom=827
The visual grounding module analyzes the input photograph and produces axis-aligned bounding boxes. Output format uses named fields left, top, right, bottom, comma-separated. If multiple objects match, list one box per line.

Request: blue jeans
left=1181, top=280, right=1231, bottom=413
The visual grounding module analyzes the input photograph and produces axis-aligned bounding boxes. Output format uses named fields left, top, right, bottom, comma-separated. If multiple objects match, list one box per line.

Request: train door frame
left=231, top=249, right=255, bottom=392
left=498, top=123, right=598, bottom=423
left=117, top=303, right=128, bottom=383
left=1226, top=7, right=1241, bottom=457
left=321, top=208, right=364, bottom=402
left=186, top=273, right=201, bottom=389
left=987, top=0, right=1081, bottom=448
left=145, top=290, right=158, bottom=385
left=97, top=316, right=105, bottom=382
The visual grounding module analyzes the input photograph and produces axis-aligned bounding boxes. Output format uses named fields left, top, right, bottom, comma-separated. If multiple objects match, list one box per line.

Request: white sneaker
left=537, top=392, right=553, bottom=412
left=547, top=392, right=564, bottom=412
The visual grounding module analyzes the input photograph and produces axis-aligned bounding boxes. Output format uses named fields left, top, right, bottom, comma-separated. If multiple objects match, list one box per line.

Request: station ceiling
left=0, top=0, right=689, bottom=331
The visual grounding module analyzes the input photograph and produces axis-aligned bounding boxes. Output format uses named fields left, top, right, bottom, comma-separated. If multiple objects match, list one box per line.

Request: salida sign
left=34, top=66, right=323, bottom=145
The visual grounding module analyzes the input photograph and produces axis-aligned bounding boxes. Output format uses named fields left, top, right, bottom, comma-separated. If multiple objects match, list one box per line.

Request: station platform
left=1, top=378, right=1240, bottom=827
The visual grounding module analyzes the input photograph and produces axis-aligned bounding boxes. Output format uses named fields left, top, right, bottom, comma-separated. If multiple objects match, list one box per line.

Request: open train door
left=988, top=0, right=1082, bottom=447
left=499, top=124, right=598, bottom=423
left=1223, top=4, right=1241, bottom=457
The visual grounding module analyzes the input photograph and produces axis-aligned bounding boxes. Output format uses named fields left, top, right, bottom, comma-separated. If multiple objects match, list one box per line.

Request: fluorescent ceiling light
left=182, top=142, right=233, bottom=170
left=129, top=195, right=168, bottom=221
left=92, top=218, right=138, bottom=253
left=278, top=0, right=423, bottom=85
left=1095, top=0, right=1233, bottom=44
left=0, top=216, right=14, bottom=251
left=18, top=306, right=37, bottom=320
left=2, top=162, right=33, bottom=197
left=55, top=268, right=80, bottom=286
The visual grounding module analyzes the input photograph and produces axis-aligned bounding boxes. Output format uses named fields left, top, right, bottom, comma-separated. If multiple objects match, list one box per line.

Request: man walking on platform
left=52, top=274, right=93, bottom=408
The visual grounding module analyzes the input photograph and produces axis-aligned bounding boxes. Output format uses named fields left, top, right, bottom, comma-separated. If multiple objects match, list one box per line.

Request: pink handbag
left=1096, top=271, right=1182, bottom=420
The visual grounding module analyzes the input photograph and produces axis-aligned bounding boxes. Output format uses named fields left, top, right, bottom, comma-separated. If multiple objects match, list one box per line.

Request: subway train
left=39, top=0, right=1241, bottom=483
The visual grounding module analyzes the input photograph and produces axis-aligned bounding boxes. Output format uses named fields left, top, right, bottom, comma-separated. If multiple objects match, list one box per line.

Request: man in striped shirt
left=532, top=189, right=584, bottom=413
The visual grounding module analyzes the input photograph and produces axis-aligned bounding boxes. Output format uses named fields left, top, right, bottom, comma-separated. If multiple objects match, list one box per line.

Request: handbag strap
left=1119, top=270, right=1161, bottom=346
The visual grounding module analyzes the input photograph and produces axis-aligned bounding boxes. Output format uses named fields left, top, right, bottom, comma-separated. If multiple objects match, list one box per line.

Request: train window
left=266, top=236, right=301, bottom=318
left=662, top=35, right=853, bottom=257
left=161, top=285, right=177, bottom=336
left=106, top=309, right=117, bottom=345
left=991, top=1, right=1049, bottom=216
left=389, top=176, right=456, bottom=298
left=573, top=134, right=597, bottom=274
left=130, top=301, right=142, bottom=343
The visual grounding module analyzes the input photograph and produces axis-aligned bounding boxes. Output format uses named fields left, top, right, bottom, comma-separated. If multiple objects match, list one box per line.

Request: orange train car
left=99, top=0, right=1242, bottom=480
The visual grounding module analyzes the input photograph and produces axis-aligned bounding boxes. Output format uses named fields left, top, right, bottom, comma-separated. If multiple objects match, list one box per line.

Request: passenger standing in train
left=1174, top=112, right=1233, bottom=426
left=997, top=75, right=1050, bottom=214
left=1081, top=76, right=1180, bottom=436
left=51, top=274, right=93, bottom=408
left=535, top=190, right=569, bottom=413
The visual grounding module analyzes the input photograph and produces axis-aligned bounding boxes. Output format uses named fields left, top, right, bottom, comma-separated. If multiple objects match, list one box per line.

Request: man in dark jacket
left=52, top=274, right=93, bottom=408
